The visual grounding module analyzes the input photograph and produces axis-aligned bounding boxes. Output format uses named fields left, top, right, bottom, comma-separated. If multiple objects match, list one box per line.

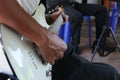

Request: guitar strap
left=39, top=0, right=47, bottom=8
left=32, top=0, right=47, bottom=16
left=0, top=72, right=18, bottom=80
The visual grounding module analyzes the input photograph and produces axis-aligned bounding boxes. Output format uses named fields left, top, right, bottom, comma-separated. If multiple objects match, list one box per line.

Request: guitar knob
left=46, top=69, right=52, bottom=77
left=7, top=78, right=11, bottom=80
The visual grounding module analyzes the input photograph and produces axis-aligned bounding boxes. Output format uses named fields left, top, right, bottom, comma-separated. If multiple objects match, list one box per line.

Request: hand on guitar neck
left=47, top=6, right=68, bottom=25
left=58, top=7, right=69, bottom=24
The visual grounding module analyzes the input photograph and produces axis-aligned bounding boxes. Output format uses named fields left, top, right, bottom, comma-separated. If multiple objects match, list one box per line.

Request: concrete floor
left=79, top=18, right=120, bottom=72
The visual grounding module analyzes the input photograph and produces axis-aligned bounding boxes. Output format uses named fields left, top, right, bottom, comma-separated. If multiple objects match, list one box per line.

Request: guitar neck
left=49, top=14, right=63, bottom=34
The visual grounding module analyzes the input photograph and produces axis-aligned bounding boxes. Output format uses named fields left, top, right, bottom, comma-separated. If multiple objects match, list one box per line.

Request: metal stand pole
left=90, top=0, right=120, bottom=62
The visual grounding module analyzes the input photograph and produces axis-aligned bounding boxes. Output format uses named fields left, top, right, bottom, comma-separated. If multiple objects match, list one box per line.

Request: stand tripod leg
left=90, top=26, right=120, bottom=62
left=90, top=26, right=107, bottom=62
left=90, top=0, right=120, bottom=62
left=109, top=27, right=120, bottom=52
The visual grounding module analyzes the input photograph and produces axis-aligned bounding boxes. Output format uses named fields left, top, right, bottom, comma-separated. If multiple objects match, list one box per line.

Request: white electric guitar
left=0, top=4, right=63, bottom=80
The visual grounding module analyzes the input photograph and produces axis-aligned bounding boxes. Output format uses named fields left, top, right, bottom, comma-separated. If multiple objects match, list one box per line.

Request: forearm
left=0, top=0, right=48, bottom=47
left=0, top=0, right=67, bottom=64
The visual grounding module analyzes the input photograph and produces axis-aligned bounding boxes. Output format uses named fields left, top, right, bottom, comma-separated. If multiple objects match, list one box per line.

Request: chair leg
left=109, top=2, right=120, bottom=32
left=84, top=16, right=92, bottom=47
left=58, top=25, right=64, bottom=39
left=87, top=16, right=91, bottom=47
left=111, top=15, right=119, bottom=32
left=58, top=21, right=71, bottom=44
left=63, top=21, right=71, bottom=44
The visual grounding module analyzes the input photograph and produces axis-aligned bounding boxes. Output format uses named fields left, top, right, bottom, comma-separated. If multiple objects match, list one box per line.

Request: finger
left=45, top=51, right=64, bottom=65
left=56, top=10, right=62, bottom=15
left=54, top=51, right=64, bottom=59
left=62, top=13, right=69, bottom=22
left=49, top=59, right=55, bottom=65
left=44, top=52, right=55, bottom=65
left=58, top=7, right=63, bottom=12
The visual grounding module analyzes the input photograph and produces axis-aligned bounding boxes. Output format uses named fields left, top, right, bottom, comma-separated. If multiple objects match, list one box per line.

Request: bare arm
left=0, top=0, right=67, bottom=64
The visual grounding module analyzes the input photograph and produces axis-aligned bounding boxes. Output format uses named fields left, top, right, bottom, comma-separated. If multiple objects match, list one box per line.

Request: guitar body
left=0, top=4, right=63, bottom=80
left=1, top=25, right=52, bottom=80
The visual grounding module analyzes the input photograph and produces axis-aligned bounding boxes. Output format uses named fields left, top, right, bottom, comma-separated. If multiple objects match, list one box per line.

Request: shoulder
left=17, top=0, right=41, bottom=15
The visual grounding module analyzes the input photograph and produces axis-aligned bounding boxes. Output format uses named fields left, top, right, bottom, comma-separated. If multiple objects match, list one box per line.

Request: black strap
left=32, top=0, right=47, bottom=16
left=82, top=0, right=87, bottom=4
left=39, top=0, right=47, bottom=8
left=0, top=72, right=18, bottom=80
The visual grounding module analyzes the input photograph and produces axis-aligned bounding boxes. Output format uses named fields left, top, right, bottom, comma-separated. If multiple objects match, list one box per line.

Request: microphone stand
left=90, top=0, right=120, bottom=62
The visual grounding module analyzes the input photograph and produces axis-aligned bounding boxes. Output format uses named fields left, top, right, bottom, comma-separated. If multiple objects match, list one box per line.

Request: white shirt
left=17, top=0, right=41, bottom=15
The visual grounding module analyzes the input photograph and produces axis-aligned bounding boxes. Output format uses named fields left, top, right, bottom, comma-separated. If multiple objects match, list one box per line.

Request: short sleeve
left=17, top=0, right=40, bottom=15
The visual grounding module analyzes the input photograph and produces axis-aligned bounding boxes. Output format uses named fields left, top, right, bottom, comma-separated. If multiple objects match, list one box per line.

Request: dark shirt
left=45, top=0, right=88, bottom=14
left=46, top=0, right=87, bottom=8
left=46, top=0, right=75, bottom=8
